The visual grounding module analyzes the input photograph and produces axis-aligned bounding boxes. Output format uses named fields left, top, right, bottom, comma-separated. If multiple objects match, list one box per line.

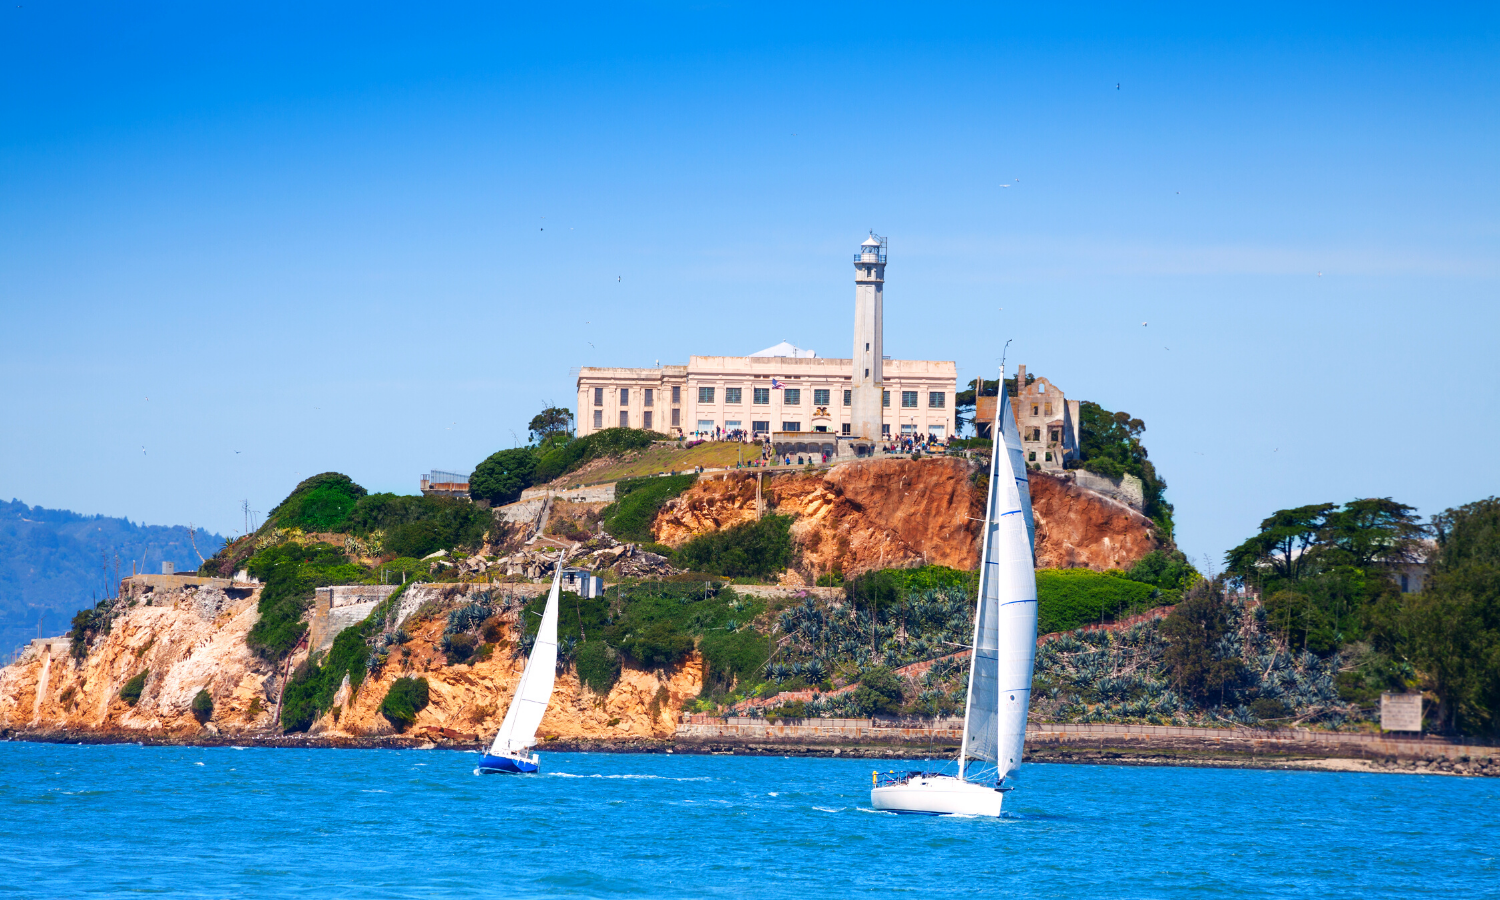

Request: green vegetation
left=119, top=670, right=148, bottom=706
left=528, top=407, right=574, bottom=443
left=279, top=625, right=373, bottom=731
left=531, top=427, right=665, bottom=485
left=851, top=666, right=904, bottom=716
left=380, top=676, right=431, bottom=730
left=1076, top=401, right=1174, bottom=538
left=470, top=448, right=538, bottom=506
left=675, top=515, right=793, bottom=578
left=348, top=494, right=490, bottom=555
left=600, top=475, right=697, bottom=542
left=1034, top=569, right=1159, bottom=634
left=267, top=473, right=367, bottom=531
left=191, top=689, right=213, bottom=723
left=575, top=640, right=622, bottom=694
left=245, top=542, right=366, bottom=662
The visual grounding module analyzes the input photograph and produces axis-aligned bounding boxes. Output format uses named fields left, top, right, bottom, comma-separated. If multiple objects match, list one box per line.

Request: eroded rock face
left=1030, top=472, right=1160, bottom=570
left=652, top=459, right=1160, bottom=578
left=0, top=582, right=702, bottom=746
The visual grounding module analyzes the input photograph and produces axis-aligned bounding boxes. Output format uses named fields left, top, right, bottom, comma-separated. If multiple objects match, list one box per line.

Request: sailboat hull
left=871, top=775, right=1003, bottom=817
left=477, top=753, right=540, bottom=775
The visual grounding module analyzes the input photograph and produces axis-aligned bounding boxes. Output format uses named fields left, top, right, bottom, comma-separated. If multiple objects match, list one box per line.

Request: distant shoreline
left=5, top=728, right=1494, bottom=778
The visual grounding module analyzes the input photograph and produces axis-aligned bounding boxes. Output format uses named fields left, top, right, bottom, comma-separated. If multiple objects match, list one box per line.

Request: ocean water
left=2, top=742, right=1496, bottom=899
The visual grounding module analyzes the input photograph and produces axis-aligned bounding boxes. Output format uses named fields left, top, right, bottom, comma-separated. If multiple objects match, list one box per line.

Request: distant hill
left=0, top=500, right=226, bottom=659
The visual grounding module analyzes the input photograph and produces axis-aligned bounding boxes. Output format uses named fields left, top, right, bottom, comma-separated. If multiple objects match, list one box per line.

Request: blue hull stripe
left=477, top=754, right=539, bottom=775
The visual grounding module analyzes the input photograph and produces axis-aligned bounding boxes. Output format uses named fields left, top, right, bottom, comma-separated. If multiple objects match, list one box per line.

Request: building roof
left=861, top=235, right=882, bottom=247
left=749, top=341, right=817, bottom=358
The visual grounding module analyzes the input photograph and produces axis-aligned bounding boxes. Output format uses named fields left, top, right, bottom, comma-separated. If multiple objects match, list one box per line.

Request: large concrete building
left=575, top=235, right=956, bottom=446
left=975, top=364, right=1081, bottom=472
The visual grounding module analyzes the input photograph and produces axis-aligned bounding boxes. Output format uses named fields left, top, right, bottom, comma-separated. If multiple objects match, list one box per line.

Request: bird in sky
left=1116, top=83, right=1120, bottom=89
left=142, top=447, right=146, bottom=455
left=1142, top=321, right=1148, bottom=326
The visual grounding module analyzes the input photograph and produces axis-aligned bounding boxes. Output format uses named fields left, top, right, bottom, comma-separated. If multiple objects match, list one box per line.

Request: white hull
left=870, top=775, right=1004, bottom=817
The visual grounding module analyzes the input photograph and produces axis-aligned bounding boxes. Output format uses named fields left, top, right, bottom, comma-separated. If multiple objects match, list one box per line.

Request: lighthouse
left=850, top=232, right=886, bottom=443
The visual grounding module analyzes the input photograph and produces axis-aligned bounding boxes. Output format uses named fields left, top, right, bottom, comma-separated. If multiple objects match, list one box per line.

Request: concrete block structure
left=575, top=234, right=956, bottom=445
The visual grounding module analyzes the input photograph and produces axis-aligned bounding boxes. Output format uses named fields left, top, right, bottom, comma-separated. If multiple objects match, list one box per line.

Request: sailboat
left=478, top=552, right=565, bottom=775
left=870, top=365, right=1038, bottom=816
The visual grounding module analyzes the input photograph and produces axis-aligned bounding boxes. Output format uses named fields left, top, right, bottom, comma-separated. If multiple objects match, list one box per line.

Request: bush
left=119, top=670, right=148, bottom=707
left=533, top=428, right=665, bottom=484
left=386, top=522, right=445, bottom=558
left=470, top=448, right=538, bottom=506
left=380, top=677, right=431, bottom=730
left=1035, top=568, right=1159, bottom=634
left=620, top=620, right=694, bottom=669
left=444, top=632, right=478, bottom=663
left=675, top=515, right=793, bottom=578
left=192, top=689, right=214, bottom=723
left=279, top=627, right=371, bottom=732
left=851, top=666, right=904, bottom=716
left=815, top=570, right=844, bottom=587
left=268, top=473, right=367, bottom=531
left=1250, top=697, right=1289, bottom=722
left=246, top=542, right=370, bottom=662
left=575, top=641, right=622, bottom=694
left=349, top=493, right=490, bottom=548
left=699, top=629, right=771, bottom=693
left=601, top=475, right=696, bottom=542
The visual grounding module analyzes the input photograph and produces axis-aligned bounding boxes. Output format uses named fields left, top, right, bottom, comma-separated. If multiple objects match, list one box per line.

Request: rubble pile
left=454, top=536, right=679, bottom=581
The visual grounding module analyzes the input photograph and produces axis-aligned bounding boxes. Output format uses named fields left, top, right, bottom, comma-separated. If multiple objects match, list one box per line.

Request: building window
left=725, top=387, right=742, bottom=404
left=1044, top=451, right=1053, bottom=462
left=593, top=410, right=603, bottom=428
left=901, top=391, right=918, bottom=408
left=843, top=389, right=852, bottom=407
left=882, top=391, right=890, bottom=408
left=901, top=423, right=916, bottom=434
left=620, top=411, right=629, bottom=428
left=781, top=421, right=802, bottom=432
left=644, top=389, right=654, bottom=407
left=671, top=408, right=681, bottom=427
left=814, top=389, right=830, bottom=406
left=620, top=388, right=629, bottom=405
left=1050, top=429, right=1061, bottom=443
left=841, top=423, right=851, bottom=435
left=784, top=388, right=801, bottom=405
left=928, top=392, right=945, bottom=409
left=643, top=411, right=653, bottom=430
left=752, top=421, right=770, bottom=434
left=1400, top=574, right=1410, bottom=592
left=1044, top=403, right=1053, bottom=416
left=698, top=386, right=715, bottom=403
left=1031, top=405, right=1039, bottom=416
left=814, top=425, right=829, bottom=433
left=1028, top=451, right=1036, bottom=461
left=881, top=424, right=891, bottom=436
left=928, top=424, right=945, bottom=438
left=672, top=385, right=681, bottom=404
left=754, top=387, right=770, bottom=405
left=594, top=387, right=604, bottom=407
left=697, top=420, right=715, bottom=432
left=725, top=420, right=742, bottom=430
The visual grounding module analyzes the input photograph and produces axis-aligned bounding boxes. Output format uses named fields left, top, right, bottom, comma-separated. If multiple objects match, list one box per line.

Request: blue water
left=2, top=742, right=1497, bottom=899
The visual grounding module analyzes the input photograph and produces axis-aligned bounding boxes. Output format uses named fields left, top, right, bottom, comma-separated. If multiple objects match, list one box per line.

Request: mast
left=957, top=364, right=1007, bottom=782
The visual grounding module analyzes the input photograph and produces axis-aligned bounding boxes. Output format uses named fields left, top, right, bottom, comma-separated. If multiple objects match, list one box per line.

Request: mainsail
left=487, top=555, right=563, bottom=759
left=959, top=368, right=1040, bottom=781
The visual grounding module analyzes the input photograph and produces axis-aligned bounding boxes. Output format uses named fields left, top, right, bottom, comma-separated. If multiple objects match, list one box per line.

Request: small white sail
left=488, top=555, right=564, bottom=758
left=960, top=370, right=1039, bottom=780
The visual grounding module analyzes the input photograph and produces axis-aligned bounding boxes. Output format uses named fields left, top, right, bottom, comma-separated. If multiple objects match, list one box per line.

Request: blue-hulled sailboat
left=478, top=552, right=564, bottom=775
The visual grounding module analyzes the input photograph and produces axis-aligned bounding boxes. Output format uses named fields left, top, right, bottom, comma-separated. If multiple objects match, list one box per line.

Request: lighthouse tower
left=850, top=232, right=886, bottom=443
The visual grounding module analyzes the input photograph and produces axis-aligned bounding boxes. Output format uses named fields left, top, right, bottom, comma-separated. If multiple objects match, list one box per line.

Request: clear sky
left=2, top=2, right=1496, bottom=569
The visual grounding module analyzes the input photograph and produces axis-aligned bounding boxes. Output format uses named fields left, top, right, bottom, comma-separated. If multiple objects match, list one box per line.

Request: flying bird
left=1116, top=83, right=1120, bottom=90
left=1142, top=321, right=1148, bottom=326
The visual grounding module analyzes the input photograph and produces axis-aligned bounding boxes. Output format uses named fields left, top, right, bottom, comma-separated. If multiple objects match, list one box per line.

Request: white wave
left=768, top=792, right=780, bottom=796
left=813, top=806, right=846, bottom=813
left=547, top=772, right=710, bottom=781
left=361, top=789, right=389, bottom=793
left=230, top=746, right=249, bottom=751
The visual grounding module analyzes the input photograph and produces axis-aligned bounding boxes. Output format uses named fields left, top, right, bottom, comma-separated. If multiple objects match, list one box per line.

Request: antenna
left=1000, top=339, right=1012, bottom=372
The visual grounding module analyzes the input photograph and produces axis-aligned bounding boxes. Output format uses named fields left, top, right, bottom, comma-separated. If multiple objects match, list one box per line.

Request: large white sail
left=488, top=556, right=563, bottom=758
left=960, top=371, right=1039, bottom=780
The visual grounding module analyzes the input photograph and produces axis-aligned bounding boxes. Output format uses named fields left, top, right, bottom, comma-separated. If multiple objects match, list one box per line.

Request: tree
left=1160, top=581, right=1241, bottom=705
left=1320, top=498, right=1428, bottom=570
left=469, top=447, right=538, bottom=506
left=1225, top=503, right=1336, bottom=583
left=1402, top=497, right=1500, bottom=734
left=528, top=406, right=574, bottom=444
left=1076, top=401, right=1174, bottom=537
left=852, top=666, right=905, bottom=716
left=192, top=688, right=214, bottom=723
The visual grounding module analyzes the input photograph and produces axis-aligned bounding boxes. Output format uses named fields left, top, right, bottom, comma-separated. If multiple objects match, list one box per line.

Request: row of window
left=594, top=409, right=687, bottom=429
left=591, top=385, right=948, bottom=410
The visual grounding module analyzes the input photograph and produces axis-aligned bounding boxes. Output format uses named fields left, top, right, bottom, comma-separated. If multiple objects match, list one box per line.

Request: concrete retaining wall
left=1072, top=470, right=1145, bottom=511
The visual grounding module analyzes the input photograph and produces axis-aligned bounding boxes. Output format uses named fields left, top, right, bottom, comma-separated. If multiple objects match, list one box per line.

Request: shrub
left=815, top=570, right=844, bottom=587
left=349, top=493, right=490, bottom=549
left=675, top=515, right=793, bottom=578
left=1250, top=697, right=1289, bottom=722
left=469, top=448, right=538, bottom=506
left=532, top=428, right=665, bottom=484
left=851, top=666, right=904, bottom=716
left=444, top=632, right=478, bottom=663
left=601, top=475, right=697, bottom=542
left=278, top=627, right=371, bottom=732
left=119, top=670, right=148, bottom=707
left=620, top=620, right=694, bottom=669
left=380, top=677, right=431, bottom=730
left=699, top=628, right=771, bottom=693
left=1035, top=568, right=1159, bottom=634
left=191, top=689, right=214, bottom=723
left=575, top=641, right=622, bottom=694
left=268, top=473, right=367, bottom=531
left=385, top=522, right=445, bottom=558
left=245, top=542, right=369, bottom=662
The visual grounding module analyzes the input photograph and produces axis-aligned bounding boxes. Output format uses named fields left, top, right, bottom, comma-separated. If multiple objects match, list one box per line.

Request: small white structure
left=1380, top=693, right=1424, bottom=733
left=161, top=561, right=175, bottom=576
left=560, top=567, right=604, bottom=598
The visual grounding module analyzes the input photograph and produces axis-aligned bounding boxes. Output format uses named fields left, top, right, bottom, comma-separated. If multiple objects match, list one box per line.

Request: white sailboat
left=478, top=552, right=565, bottom=775
left=871, top=365, right=1039, bottom=816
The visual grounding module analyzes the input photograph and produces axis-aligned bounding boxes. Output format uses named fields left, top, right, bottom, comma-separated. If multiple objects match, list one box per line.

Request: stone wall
left=307, top=585, right=399, bottom=651
left=1071, top=470, right=1145, bottom=511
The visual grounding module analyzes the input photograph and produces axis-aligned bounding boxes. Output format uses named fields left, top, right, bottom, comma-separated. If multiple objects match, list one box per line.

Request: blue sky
left=2, top=2, right=1496, bottom=567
